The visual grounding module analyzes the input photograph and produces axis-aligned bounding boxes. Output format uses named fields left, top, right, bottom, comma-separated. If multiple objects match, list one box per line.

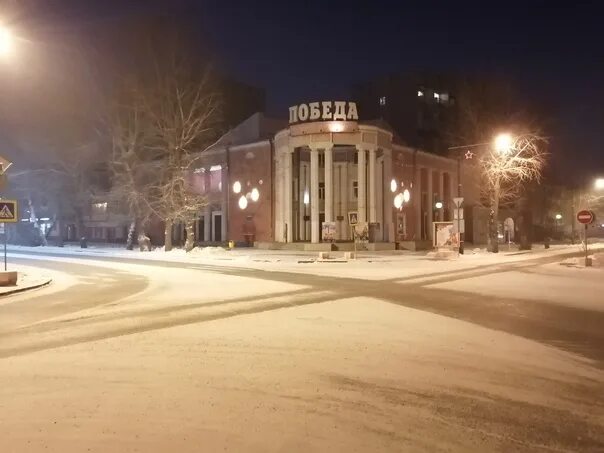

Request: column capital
left=356, top=144, right=377, bottom=152
left=308, top=142, right=332, bottom=151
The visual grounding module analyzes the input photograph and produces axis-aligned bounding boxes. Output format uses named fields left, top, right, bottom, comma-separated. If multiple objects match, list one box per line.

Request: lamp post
left=393, top=187, right=411, bottom=239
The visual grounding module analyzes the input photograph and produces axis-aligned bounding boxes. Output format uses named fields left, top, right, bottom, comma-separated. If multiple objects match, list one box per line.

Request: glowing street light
left=0, top=25, right=14, bottom=58
left=394, top=193, right=404, bottom=209
left=232, top=181, right=242, bottom=194
left=494, top=133, right=513, bottom=154
left=435, top=201, right=443, bottom=209
left=390, top=178, right=397, bottom=193
left=238, top=195, right=248, bottom=210
left=250, top=187, right=260, bottom=202
left=555, top=213, right=562, bottom=220
left=595, top=178, right=604, bottom=190
left=402, top=189, right=410, bottom=203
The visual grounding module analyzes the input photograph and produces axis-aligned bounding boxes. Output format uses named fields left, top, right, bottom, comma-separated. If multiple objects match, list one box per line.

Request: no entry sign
left=576, top=210, right=595, bottom=225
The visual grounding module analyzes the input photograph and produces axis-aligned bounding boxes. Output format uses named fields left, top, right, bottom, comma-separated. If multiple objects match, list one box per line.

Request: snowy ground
left=2, top=247, right=603, bottom=451
left=0, top=264, right=52, bottom=296
left=1, top=297, right=602, bottom=453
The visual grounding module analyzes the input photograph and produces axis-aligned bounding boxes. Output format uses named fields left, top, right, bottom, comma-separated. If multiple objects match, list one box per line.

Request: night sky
left=7, top=0, right=604, bottom=182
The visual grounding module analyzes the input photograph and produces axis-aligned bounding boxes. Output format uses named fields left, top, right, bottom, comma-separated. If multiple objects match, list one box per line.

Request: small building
left=194, top=101, right=460, bottom=250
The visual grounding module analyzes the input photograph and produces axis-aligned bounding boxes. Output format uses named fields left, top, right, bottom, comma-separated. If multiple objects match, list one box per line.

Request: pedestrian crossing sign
left=0, top=200, right=17, bottom=223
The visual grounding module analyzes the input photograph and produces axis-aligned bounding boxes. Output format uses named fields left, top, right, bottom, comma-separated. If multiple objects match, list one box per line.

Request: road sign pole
left=585, top=224, right=588, bottom=267
left=3, top=223, right=6, bottom=271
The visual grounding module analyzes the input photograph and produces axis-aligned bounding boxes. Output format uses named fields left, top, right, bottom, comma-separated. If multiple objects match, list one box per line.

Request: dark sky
left=7, top=0, right=604, bottom=182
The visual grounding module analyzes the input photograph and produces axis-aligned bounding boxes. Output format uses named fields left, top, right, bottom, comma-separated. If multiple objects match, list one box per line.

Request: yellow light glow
left=251, top=187, right=260, bottom=202
left=494, top=133, right=513, bottom=154
left=595, top=178, right=604, bottom=190
left=403, top=189, right=410, bottom=203
left=238, top=195, right=248, bottom=210
left=394, top=193, right=404, bottom=209
left=390, top=179, right=397, bottom=193
left=0, top=26, right=13, bottom=58
left=328, top=122, right=344, bottom=133
left=555, top=213, right=562, bottom=220
left=232, top=181, right=241, bottom=194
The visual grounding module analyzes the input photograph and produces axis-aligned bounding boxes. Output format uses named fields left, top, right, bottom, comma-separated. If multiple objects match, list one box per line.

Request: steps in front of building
left=254, top=242, right=397, bottom=252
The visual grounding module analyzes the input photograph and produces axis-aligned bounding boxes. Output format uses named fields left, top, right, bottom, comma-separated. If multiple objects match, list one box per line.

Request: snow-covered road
left=0, top=252, right=602, bottom=452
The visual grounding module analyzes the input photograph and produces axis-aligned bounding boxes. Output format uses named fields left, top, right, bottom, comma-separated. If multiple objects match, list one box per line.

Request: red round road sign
left=576, top=210, right=595, bottom=224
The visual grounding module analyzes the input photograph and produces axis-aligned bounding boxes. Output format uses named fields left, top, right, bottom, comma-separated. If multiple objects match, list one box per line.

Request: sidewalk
left=7, top=242, right=604, bottom=281
left=0, top=265, right=52, bottom=297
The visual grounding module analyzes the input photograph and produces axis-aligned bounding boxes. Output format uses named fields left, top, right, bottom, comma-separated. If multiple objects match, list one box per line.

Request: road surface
left=1, top=252, right=603, bottom=452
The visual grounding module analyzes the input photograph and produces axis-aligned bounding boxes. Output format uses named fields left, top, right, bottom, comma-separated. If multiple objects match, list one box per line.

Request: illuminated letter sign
left=288, top=101, right=359, bottom=124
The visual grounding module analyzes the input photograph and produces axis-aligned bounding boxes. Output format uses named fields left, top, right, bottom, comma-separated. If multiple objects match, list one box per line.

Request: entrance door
left=212, top=213, right=222, bottom=242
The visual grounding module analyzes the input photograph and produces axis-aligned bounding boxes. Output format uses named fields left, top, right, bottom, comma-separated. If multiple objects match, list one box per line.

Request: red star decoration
left=464, top=150, right=474, bottom=160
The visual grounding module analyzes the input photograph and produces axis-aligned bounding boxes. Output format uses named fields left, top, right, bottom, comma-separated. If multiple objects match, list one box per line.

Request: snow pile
left=591, top=252, right=604, bottom=268
left=191, top=246, right=228, bottom=256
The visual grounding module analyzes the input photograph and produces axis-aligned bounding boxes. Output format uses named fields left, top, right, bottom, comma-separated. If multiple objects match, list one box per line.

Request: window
left=90, top=202, right=108, bottom=221
left=319, top=153, right=325, bottom=168
left=210, top=165, right=222, bottom=192
left=440, top=92, right=449, bottom=102
left=379, top=96, right=386, bottom=106
left=354, top=152, right=358, bottom=164
left=319, top=182, right=325, bottom=200
left=352, top=181, right=358, bottom=199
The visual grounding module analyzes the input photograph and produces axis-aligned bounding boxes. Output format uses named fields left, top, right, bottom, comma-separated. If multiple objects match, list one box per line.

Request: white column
left=304, top=162, right=311, bottom=240
left=299, top=162, right=306, bottom=241
left=357, top=147, right=366, bottom=223
left=368, top=148, right=377, bottom=224
left=221, top=167, right=228, bottom=241
left=204, top=205, right=211, bottom=242
left=324, top=146, right=334, bottom=223
left=274, top=152, right=283, bottom=242
left=340, top=161, right=349, bottom=240
left=334, top=163, right=341, bottom=236
left=284, top=149, right=293, bottom=242
left=427, top=169, right=434, bottom=241
left=310, top=147, right=320, bottom=243
left=383, top=148, right=393, bottom=242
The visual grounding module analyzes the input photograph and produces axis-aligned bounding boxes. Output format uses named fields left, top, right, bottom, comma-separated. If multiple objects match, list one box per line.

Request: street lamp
left=555, top=213, right=562, bottom=220
left=0, top=25, right=14, bottom=58
left=595, top=178, right=604, bottom=190
left=435, top=201, right=443, bottom=210
left=250, top=187, right=260, bottom=202
left=494, top=133, right=513, bottom=154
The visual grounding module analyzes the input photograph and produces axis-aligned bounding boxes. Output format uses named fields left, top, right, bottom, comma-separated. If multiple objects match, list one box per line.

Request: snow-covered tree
left=109, top=52, right=220, bottom=251
left=481, top=133, right=547, bottom=252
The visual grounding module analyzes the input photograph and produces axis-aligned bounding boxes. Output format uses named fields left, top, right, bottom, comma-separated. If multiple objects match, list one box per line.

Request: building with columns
left=190, top=102, right=459, bottom=250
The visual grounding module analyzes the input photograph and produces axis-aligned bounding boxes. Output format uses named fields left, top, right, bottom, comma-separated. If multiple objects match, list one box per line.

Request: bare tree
left=481, top=133, right=547, bottom=252
left=108, top=81, right=156, bottom=250
left=109, top=52, right=220, bottom=252
left=144, top=62, right=219, bottom=251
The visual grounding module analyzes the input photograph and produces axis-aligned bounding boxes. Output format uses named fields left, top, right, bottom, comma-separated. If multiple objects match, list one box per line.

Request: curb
left=0, top=278, right=52, bottom=297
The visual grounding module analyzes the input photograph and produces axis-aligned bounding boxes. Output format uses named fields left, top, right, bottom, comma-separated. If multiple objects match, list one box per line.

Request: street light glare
left=0, top=25, right=14, bottom=57
left=394, top=193, right=404, bottom=209
left=250, top=187, right=260, bottom=202
left=494, top=133, right=513, bottom=154
left=555, top=213, right=562, bottom=220
left=595, top=178, right=604, bottom=190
